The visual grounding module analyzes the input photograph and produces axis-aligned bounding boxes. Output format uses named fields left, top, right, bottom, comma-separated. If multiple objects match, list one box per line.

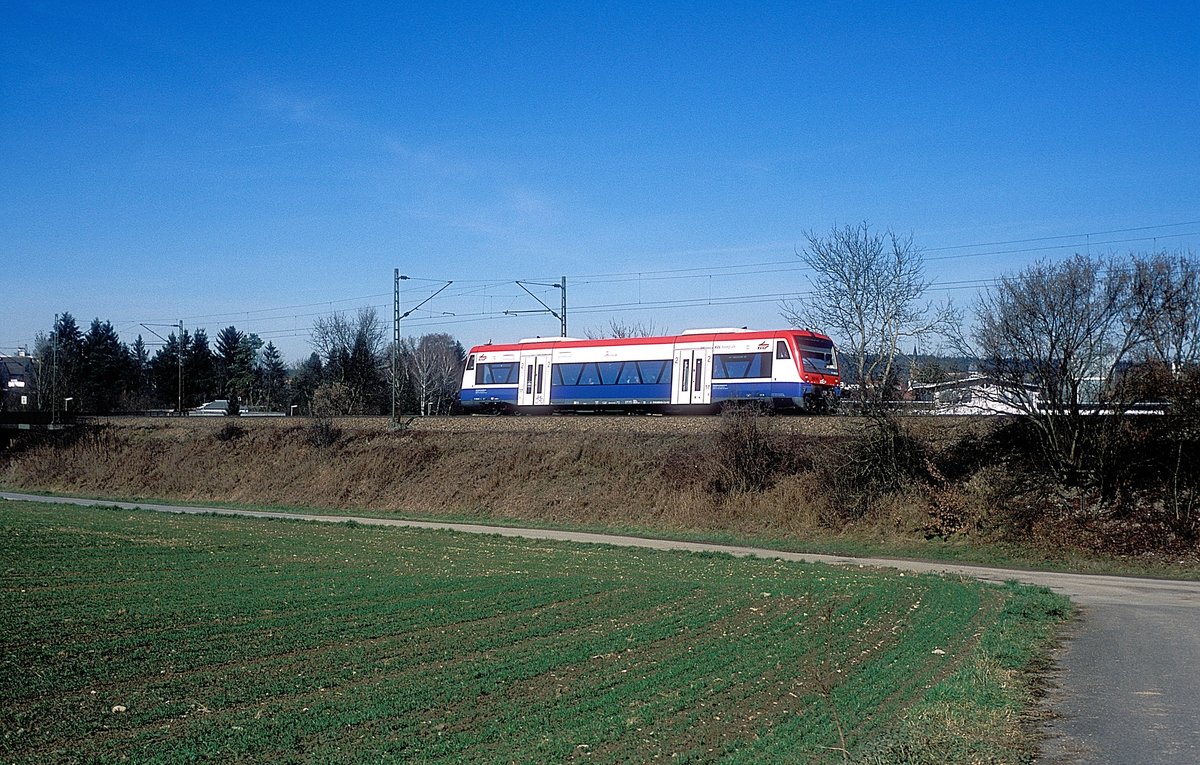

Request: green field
left=1, top=501, right=1068, bottom=764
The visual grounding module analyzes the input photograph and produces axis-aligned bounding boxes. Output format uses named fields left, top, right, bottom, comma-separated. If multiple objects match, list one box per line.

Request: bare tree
left=311, top=308, right=386, bottom=367
left=309, top=308, right=388, bottom=414
left=1124, top=251, right=1200, bottom=524
left=403, top=333, right=465, bottom=415
left=782, top=222, right=954, bottom=408
left=971, top=254, right=1142, bottom=485
left=584, top=318, right=663, bottom=340
left=1126, top=250, right=1200, bottom=374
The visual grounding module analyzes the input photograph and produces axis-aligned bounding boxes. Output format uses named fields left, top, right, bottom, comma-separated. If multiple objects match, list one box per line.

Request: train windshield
left=796, top=337, right=838, bottom=375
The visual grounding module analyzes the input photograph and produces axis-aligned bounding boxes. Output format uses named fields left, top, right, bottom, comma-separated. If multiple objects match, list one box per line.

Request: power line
left=924, top=220, right=1200, bottom=252
left=926, top=231, right=1200, bottom=263
left=13, top=220, right=1195, bottom=352
left=177, top=293, right=391, bottom=323
left=396, top=275, right=1006, bottom=330
left=138, top=219, right=1200, bottom=331
left=124, top=267, right=1066, bottom=342
left=561, top=220, right=1200, bottom=281
left=86, top=244, right=1200, bottom=346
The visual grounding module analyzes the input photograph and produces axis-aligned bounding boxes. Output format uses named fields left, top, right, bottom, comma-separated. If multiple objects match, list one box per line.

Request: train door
left=518, top=353, right=552, bottom=408
left=671, top=347, right=712, bottom=406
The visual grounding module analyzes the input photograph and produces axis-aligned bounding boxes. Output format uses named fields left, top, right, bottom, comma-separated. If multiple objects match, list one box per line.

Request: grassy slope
left=2, top=417, right=1197, bottom=578
left=1, top=500, right=1068, bottom=764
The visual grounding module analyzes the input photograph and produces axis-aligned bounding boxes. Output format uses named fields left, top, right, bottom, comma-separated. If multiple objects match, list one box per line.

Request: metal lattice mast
left=392, top=269, right=400, bottom=424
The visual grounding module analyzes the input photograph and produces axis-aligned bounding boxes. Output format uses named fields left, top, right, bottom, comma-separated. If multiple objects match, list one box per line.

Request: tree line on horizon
left=4, top=309, right=465, bottom=417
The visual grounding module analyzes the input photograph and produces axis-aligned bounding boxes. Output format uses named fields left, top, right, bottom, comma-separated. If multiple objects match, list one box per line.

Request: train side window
left=713, top=352, right=772, bottom=379
left=525, top=364, right=534, bottom=394
left=758, top=353, right=773, bottom=378
left=638, top=360, right=669, bottom=384
left=536, top=364, right=544, bottom=395
left=680, top=359, right=691, bottom=392
left=598, top=361, right=622, bottom=385
left=694, top=359, right=703, bottom=391
left=578, top=363, right=602, bottom=385
left=714, top=354, right=747, bottom=378
left=618, top=362, right=641, bottom=385
left=466, top=355, right=476, bottom=370
left=556, top=363, right=583, bottom=385
left=776, top=341, right=790, bottom=360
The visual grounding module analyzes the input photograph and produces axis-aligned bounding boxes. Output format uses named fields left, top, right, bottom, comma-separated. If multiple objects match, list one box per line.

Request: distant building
left=1, top=350, right=36, bottom=410
left=908, top=375, right=1040, bottom=415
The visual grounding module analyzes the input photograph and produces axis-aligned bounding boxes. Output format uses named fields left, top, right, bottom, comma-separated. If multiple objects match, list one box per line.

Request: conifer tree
left=81, top=318, right=126, bottom=413
left=260, top=341, right=287, bottom=410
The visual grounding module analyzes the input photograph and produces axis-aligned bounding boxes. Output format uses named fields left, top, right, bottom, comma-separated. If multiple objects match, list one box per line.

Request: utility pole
left=142, top=321, right=186, bottom=415
left=177, top=320, right=185, bottom=415
left=508, top=278, right=568, bottom=337
left=392, top=269, right=404, bottom=425
left=394, top=277, right=453, bottom=418
left=559, top=276, right=567, bottom=337
left=51, top=314, right=58, bottom=426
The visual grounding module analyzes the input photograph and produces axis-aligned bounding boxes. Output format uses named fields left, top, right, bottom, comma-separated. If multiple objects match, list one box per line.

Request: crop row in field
left=0, top=501, right=1068, bottom=763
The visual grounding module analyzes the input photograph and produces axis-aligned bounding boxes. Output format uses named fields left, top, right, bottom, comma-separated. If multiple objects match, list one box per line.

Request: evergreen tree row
left=16, top=308, right=466, bottom=416
left=27, top=313, right=288, bottom=414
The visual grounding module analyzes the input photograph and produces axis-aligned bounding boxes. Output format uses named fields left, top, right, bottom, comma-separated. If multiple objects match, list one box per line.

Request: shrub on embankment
left=2, top=413, right=1198, bottom=564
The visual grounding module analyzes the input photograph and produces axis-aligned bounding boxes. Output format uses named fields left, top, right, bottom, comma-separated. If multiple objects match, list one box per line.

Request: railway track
left=97, top=412, right=987, bottom=440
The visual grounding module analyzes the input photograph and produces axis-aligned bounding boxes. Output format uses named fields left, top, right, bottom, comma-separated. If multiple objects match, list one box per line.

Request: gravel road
left=4, top=490, right=1197, bottom=763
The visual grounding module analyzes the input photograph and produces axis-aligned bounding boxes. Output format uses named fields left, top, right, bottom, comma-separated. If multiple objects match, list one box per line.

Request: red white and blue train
left=459, top=328, right=841, bottom=414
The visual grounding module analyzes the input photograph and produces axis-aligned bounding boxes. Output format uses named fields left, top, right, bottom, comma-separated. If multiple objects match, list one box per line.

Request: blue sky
left=4, top=1, right=1198, bottom=361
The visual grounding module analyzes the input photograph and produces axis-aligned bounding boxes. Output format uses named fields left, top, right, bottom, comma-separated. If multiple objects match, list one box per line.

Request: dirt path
left=5, top=490, right=1198, bottom=763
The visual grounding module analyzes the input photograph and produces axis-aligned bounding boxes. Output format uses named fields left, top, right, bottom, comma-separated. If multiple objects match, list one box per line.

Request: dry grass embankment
left=3, top=414, right=1198, bottom=571
left=0, top=416, right=945, bottom=532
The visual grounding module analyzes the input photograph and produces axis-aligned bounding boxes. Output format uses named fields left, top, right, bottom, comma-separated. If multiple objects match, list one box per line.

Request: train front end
left=788, top=332, right=841, bottom=411
left=460, top=345, right=521, bottom=414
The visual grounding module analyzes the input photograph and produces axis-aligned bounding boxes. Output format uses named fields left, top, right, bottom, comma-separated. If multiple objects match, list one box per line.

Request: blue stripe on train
left=461, top=387, right=519, bottom=406
left=711, top=381, right=814, bottom=401
left=548, top=381, right=826, bottom=405
left=550, top=383, right=671, bottom=405
left=462, top=381, right=838, bottom=409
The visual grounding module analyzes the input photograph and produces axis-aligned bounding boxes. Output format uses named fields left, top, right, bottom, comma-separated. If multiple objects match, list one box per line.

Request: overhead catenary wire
left=166, top=270, right=1034, bottom=341
left=133, top=248, right=1190, bottom=344
left=171, top=235, right=1179, bottom=340
left=12, top=220, right=1196, bottom=352
left=142, top=221, right=1200, bottom=327
left=922, top=220, right=1200, bottom=252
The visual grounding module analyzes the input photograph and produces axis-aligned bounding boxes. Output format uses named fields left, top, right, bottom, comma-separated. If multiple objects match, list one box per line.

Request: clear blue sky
left=4, top=1, right=1198, bottom=361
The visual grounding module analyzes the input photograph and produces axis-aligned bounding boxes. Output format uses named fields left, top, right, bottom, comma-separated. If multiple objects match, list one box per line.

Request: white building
left=909, top=375, right=1041, bottom=415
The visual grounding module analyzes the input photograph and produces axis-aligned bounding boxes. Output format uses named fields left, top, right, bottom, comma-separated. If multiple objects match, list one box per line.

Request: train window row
left=553, top=360, right=672, bottom=387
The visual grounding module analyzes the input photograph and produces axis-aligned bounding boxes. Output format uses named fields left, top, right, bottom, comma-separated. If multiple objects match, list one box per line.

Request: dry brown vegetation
left=3, top=413, right=1197, bottom=566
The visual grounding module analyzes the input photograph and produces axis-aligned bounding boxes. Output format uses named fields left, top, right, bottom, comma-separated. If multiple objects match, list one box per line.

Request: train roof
left=467, top=328, right=834, bottom=354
